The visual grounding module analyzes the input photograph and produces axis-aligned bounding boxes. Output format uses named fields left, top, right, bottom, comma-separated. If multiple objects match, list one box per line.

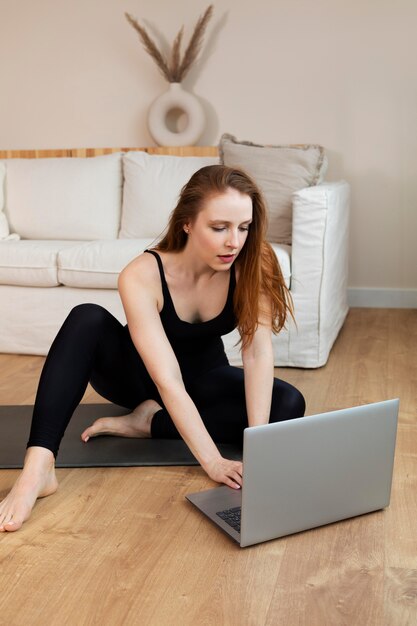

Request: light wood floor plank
left=0, top=308, right=416, bottom=625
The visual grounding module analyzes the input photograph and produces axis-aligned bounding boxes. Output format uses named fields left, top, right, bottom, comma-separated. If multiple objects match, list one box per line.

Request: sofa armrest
left=289, top=181, right=350, bottom=365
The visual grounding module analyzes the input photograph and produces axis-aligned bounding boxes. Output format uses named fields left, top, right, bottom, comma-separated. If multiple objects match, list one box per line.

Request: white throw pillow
left=5, top=153, right=123, bottom=240
left=119, top=151, right=218, bottom=239
left=219, top=134, right=328, bottom=245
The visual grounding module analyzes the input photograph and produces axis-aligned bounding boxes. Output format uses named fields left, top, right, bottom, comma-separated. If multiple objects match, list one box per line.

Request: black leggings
left=28, top=304, right=306, bottom=457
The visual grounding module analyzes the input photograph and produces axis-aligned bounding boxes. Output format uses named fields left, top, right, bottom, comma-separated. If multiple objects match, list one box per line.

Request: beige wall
left=1, top=0, right=416, bottom=293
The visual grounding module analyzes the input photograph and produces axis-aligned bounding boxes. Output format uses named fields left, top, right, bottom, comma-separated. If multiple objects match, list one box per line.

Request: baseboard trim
left=347, top=288, right=417, bottom=308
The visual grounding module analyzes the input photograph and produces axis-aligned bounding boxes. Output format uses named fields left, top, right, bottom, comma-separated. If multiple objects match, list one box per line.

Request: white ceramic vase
left=147, top=82, right=205, bottom=147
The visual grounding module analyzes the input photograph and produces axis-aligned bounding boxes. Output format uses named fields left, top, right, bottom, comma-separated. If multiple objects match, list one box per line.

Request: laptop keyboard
left=216, top=506, right=241, bottom=533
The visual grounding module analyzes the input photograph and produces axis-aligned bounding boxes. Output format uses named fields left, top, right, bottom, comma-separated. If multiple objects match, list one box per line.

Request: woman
left=0, top=165, right=305, bottom=532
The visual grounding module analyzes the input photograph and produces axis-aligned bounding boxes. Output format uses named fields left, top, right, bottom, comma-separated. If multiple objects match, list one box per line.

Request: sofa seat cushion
left=4, top=153, right=123, bottom=240
left=57, top=239, right=155, bottom=289
left=0, top=240, right=80, bottom=287
left=0, top=239, right=291, bottom=290
left=58, top=241, right=291, bottom=290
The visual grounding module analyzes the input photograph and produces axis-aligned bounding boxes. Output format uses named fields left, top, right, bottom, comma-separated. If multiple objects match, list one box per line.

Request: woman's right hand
left=203, top=456, right=243, bottom=490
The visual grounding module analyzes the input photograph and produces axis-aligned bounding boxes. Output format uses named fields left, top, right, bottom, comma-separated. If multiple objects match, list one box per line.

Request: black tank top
left=145, top=249, right=237, bottom=382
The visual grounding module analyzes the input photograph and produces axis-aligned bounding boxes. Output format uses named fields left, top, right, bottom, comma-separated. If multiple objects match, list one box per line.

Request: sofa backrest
left=0, top=143, right=327, bottom=246
left=0, top=147, right=218, bottom=242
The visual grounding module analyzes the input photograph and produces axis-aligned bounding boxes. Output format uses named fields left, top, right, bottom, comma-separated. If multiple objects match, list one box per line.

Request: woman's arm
left=241, top=295, right=275, bottom=427
left=118, top=257, right=242, bottom=489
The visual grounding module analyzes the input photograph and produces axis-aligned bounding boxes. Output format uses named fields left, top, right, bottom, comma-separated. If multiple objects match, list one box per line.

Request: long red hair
left=156, top=165, right=293, bottom=348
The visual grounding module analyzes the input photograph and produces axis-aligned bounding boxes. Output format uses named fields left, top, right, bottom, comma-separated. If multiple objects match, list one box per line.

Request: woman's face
left=185, top=187, right=253, bottom=270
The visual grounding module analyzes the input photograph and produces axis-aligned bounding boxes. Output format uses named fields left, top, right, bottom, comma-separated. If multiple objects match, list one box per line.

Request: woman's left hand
left=203, top=456, right=243, bottom=490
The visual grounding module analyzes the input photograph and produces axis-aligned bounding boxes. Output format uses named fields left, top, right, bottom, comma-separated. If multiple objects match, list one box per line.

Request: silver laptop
left=186, top=399, right=399, bottom=547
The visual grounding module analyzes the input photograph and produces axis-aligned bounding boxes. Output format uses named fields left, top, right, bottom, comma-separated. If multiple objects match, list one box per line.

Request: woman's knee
left=67, top=303, right=110, bottom=328
left=270, top=381, right=306, bottom=422
left=289, top=387, right=306, bottom=418
left=59, top=304, right=112, bottom=344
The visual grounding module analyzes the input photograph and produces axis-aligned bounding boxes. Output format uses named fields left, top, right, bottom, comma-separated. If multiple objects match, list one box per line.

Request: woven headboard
left=0, top=147, right=218, bottom=159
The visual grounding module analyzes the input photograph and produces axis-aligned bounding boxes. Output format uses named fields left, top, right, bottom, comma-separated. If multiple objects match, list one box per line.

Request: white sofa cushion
left=119, top=151, right=218, bottom=239
left=58, top=240, right=291, bottom=290
left=58, top=239, right=155, bottom=289
left=219, top=134, right=327, bottom=245
left=4, top=153, right=123, bottom=240
left=0, top=240, right=79, bottom=287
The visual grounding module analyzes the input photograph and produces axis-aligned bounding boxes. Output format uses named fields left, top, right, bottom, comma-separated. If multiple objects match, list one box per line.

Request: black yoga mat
left=0, top=404, right=242, bottom=469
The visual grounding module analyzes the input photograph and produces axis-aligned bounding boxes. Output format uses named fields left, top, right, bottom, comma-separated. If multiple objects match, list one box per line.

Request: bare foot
left=81, top=399, right=162, bottom=442
left=0, top=446, right=58, bottom=533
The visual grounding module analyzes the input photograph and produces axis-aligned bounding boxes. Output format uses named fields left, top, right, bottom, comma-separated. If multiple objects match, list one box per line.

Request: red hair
left=156, top=165, right=293, bottom=348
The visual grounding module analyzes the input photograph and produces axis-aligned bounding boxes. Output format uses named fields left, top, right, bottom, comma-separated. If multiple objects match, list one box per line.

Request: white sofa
left=0, top=146, right=350, bottom=368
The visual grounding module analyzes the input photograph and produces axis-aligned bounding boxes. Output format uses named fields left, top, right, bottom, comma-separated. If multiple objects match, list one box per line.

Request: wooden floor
left=0, top=308, right=416, bottom=626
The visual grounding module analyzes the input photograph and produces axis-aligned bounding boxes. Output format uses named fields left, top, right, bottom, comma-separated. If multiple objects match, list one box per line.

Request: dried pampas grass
left=125, top=5, right=213, bottom=83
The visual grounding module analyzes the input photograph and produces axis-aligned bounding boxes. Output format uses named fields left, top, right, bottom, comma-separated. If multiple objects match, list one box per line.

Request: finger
left=230, top=471, right=243, bottom=487
left=224, top=475, right=241, bottom=490
left=225, top=468, right=242, bottom=487
left=228, top=461, right=243, bottom=475
left=228, top=462, right=243, bottom=478
left=234, top=463, right=243, bottom=477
